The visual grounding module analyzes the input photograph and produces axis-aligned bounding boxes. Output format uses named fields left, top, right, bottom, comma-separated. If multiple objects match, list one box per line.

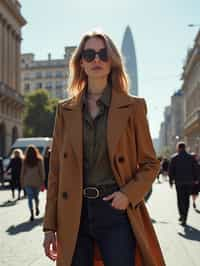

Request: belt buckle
left=83, top=187, right=100, bottom=199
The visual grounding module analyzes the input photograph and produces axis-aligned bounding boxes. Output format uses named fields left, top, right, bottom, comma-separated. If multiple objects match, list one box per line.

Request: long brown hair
left=24, top=145, right=43, bottom=167
left=68, top=30, right=129, bottom=96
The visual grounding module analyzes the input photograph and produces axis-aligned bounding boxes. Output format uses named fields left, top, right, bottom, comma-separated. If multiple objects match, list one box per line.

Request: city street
left=0, top=180, right=200, bottom=266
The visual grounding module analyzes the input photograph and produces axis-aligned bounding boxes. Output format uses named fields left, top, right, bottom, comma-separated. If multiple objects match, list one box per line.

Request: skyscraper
left=121, top=26, right=138, bottom=95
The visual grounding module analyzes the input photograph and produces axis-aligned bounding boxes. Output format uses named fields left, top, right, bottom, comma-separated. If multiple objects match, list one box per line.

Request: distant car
left=3, top=137, right=52, bottom=183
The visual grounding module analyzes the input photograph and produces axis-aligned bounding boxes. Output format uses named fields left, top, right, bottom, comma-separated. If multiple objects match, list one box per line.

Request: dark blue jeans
left=25, top=186, right=39, bottom=211
left=72, top=197, right=136, bottom=266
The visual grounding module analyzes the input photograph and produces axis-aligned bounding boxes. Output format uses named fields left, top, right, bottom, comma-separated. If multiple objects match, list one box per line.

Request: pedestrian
left=190, top=153, right=200, bottom=210
left=44, top=146, right=51, bottom=189
left=43, top=30, right=165, bottom=266
left=6, top=149, right=24, bottom=200
left=20, top=145, right=45, bottom=221
left=169, top=142, right=198, bottom=226
left=156, top=156, right=163, bottom=183
left=0, top=156, right=4, bottom=187
left=160, top=157, right=169, bottom=181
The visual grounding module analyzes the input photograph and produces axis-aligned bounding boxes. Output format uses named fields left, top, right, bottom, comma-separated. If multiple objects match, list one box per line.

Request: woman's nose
left=94, top=54, right=100, bottom=62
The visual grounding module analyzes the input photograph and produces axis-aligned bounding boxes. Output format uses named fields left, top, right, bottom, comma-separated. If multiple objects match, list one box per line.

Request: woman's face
left=81, top=37, right=111, bottom=80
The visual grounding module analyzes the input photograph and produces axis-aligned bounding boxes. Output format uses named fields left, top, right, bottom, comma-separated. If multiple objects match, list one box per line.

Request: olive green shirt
left=82, top=85, right=116, bottom=187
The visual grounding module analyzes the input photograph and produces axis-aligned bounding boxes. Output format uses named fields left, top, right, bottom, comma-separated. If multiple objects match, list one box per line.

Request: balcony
left=184, top=109, right=200, bottom=134
left=0, top=81, right=24, bottom=105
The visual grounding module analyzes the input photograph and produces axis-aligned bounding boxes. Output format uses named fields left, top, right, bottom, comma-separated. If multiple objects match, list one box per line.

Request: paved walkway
left=0, top=179, right=200, bottom=266
left=148, top=179, right=200, bottom=266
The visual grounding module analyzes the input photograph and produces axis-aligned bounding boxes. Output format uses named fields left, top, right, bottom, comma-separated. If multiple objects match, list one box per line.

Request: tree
left=23, top=89, right=58, bottom=137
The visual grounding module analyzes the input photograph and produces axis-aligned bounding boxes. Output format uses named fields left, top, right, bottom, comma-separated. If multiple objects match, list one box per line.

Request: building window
left=56, top=71, right=63, bottom=78
left=36, top=83, right=43, bottom=89
left=24, top=74, right=30, bottom=80
left=46, top=82, right=52, bottom=89
left=36, top=72, right=42, bottom=78
left=46, top=72, right=52, bottom=78
left=56, top=81, right=63, bottom=88
left=24, top=83, right=30, bottom=91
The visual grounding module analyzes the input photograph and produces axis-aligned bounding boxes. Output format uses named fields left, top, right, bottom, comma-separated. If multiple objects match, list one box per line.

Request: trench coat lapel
left=62, top=89, right=133, bottom=174
left=62, top=92, right=83, bottom=173
left=107, top=90, right=133, bottom=163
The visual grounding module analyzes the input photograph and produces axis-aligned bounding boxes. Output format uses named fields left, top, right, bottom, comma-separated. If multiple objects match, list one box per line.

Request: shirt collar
left=82, top=84, right=111, bottom=108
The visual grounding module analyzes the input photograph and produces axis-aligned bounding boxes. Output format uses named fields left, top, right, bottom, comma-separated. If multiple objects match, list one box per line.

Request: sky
left=20, top=0, right=200, bottom=138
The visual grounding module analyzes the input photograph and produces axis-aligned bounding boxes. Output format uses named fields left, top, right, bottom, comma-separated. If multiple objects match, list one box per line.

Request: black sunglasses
left=82, top=48, right=108, bottom=62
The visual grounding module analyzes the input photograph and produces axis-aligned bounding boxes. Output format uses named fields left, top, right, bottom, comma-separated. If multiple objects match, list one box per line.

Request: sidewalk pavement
left=0, top=180, right=200, bottom=266
left=148, top=179, right=200, bottom=266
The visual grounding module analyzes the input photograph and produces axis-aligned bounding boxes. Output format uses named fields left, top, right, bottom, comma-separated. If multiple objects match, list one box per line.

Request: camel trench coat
left=43, top=89, right=165, bottom=266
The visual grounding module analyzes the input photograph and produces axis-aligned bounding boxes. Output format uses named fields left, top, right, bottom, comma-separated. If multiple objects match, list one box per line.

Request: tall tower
left=121, top=26, right=138, bottom=95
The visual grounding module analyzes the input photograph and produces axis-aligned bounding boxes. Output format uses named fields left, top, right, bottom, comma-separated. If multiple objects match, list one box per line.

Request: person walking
left=156, top=156, right=163, bottom=183
left=6, top=149, right=24, bottom=199
left=160, top=158, right=169, bottom=182
left=43, top=30, right=165, bottom=266
left=0, top=156, right=4, bottom=187
left=44, top=146, right=51, bottom=189
left=20, top=145, right=45, bottom=221
left=169, top=142, right=198, bottom=226
left=190, top=153, right=200, bottom=210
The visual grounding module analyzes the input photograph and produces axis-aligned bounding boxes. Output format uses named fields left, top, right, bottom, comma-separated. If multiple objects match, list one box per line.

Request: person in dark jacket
left=6, top=149, right=24, bottom=199
left=44, top=146, right=51, bottom=189
left=161, top=158, right=169, bottom=181
left=190, top=153, right=200, bottom=209
left=168, top=142, right=198, bottom=226
left=0, top=157, right=4, bottom=187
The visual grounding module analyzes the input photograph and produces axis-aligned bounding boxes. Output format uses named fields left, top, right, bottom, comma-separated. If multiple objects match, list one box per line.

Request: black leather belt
left=83, top=184, right=119, bottom=199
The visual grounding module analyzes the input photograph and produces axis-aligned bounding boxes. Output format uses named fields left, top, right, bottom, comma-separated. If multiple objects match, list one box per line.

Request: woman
left=43, top=30, right=165, bottom=266
left=21, top=145, right=44, bottom=221
left=6, top=149, right=24, bottom=199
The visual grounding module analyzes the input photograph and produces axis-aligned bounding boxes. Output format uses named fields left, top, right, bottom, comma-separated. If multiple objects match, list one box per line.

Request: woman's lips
left=91, top=66, right=103, bottom=70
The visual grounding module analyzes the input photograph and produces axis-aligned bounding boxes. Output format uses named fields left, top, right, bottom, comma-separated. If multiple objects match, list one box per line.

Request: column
left=12, top=31, right=16, bottom=90
left=8, top=25, right=12, bottom=89
left=16, top=34, right=21, bottom=93
left=10, top=28, right=15, bottom=90
left=1, top=19, right=5, bottom=84
left=3, top=22, right=8, bottom=85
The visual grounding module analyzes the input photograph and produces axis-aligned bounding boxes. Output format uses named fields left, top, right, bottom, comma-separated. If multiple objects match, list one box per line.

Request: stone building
left=0, top=0, right=26, bottom=156
left=21, top=46, right=76, bottom=99
left=158, top=106, right=172, bottom=154
left=170, top=89, right=184, bottom=151
left=159, top=89, right=184, bottom=154
left=182, top=30, right=200, bottom=153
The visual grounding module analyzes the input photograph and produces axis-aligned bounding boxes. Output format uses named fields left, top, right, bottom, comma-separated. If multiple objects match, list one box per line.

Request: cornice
left=1, top=0, right=26, bottom=26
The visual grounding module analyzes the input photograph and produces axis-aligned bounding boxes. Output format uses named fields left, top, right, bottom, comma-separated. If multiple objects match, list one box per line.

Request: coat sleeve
left=121, top=98, right=160, bottom=207
left=43, top=103, right=62, bottom=232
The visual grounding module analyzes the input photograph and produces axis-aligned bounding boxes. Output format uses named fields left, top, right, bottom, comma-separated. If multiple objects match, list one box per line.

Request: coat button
left=62, top=192, right=68, bottom=199
left=118, top=156, right=125, bottom=163
left=64, top=152, right=68, bottom=158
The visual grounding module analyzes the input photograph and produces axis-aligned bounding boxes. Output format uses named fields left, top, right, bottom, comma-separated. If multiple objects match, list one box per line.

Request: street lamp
left=175, top=135, right=180, bottom=141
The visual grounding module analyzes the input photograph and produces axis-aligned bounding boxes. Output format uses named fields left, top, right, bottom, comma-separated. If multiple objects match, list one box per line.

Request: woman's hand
left=43, top=231, right=57, bottom=261
left=103, top=191, right=129, bottom=210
